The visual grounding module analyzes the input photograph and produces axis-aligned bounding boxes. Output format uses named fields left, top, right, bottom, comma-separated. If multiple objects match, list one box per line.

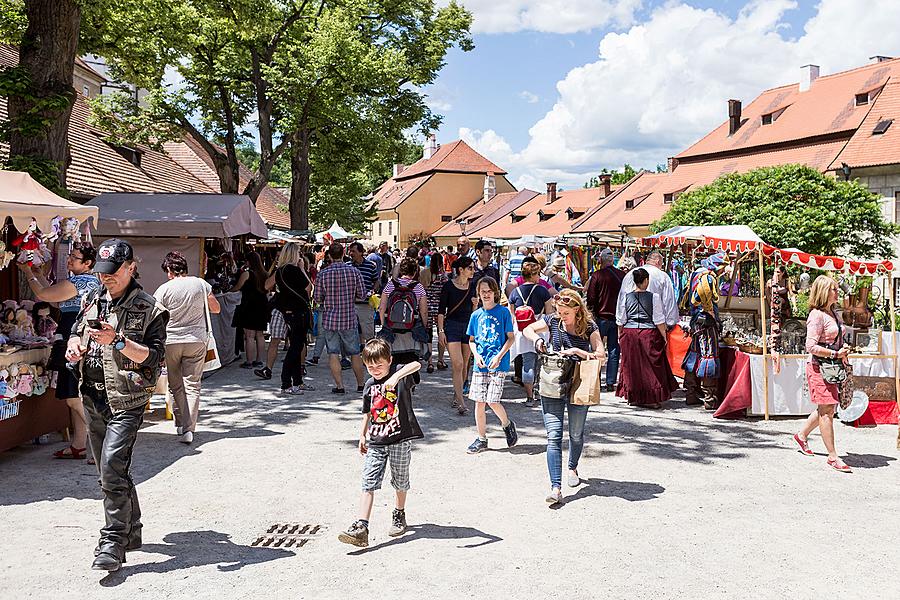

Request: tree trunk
left=7, top=0, right=80, bottom=189
left=290, top=132, right=311, bottom=230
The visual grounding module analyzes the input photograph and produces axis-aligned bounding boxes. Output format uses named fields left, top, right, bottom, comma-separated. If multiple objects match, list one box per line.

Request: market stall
left=0, top=171, right=99, bottom=452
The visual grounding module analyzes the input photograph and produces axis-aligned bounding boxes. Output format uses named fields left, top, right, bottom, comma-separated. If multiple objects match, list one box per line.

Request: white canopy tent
left=642, top=225, right=763, bottom=248
left=316, top=221, right=353, bottom=242
left=0, top=170, right=98, bottom=232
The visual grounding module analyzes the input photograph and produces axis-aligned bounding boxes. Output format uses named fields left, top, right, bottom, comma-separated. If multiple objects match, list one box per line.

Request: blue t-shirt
left=59, top=273, right=101, bottom=313
left=466, top=304, right=514, bottom=373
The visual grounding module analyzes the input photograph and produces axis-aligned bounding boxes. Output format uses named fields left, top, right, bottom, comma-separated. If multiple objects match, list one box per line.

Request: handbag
left=814, top=310, right=846, bottom=385
left=571, top=358, right=602, bottom=405
left=536, top=349, right=578, bottom=400
left=203, top=297, right=221, bottom=372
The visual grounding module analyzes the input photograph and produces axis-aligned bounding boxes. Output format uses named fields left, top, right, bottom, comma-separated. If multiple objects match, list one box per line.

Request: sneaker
left=466, top=438, right=488, bottom=454
left=524, top=397, right=538, bottom=408
left=340, top=358, right=352, bottom=370
left=503, top=420, right=518, bottom=448
left=546, top=487, right=562, bottom=505
left=254, top=367, right=272, bottom=380
left=179, top=431, right=193, bottom=444
left=238, top=361, right=253, bottom=369
left=337, top=520, right=369, bottom=547
left=252, top=361, right=264, bottom=368
left=305, top=357, right=319, bottom=366
left=388, top=509, right=407, bottom=537
left=175, top=426, right=183, bottom=435
left=462, top=380, right=470, bottom=395
left=294, top=382, right=315, bottom=391
left=278, top=387, right=303, bottom=395
left=567, top=470, right=580, bottom=488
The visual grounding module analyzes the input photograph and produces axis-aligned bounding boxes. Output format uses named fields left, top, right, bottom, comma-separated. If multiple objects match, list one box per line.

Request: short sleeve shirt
left=361, top=363, right=424, bottom=446
left=467, top=304, right=514, bottom=373
left=59, top=274, right=101, bottom=313
left=510, top=282, right=552, bottom=315
left=542, top=314, right=596, bottom=353
left=153, top=276, right=212, bottom=344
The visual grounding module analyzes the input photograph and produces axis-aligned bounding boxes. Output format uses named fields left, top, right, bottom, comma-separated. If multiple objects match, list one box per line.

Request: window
left=111, top=145, right=141, bottom=167
left=378, top=222, right=382, bottom=236
left=663, top=193, right=674, bottom=204
left=761, top=113, right=773, bottom=125
left=873, top=119, right=893, bottom=135
left=82, top=85, right=90, bottom=97
left=895, top=191, right=900, bottom=224
left=511, top=214, right=525, bottom=223
left=441, top=215, right=452, bottom=222
left=625, top=199, right=634, bottom=210
left=566, top=208, right=584, bottom=220
left=388, top=221, right=392, bottom=235
left=856, top=93, right=869, bottom=106
left=538, top=211, right=554, bottom=221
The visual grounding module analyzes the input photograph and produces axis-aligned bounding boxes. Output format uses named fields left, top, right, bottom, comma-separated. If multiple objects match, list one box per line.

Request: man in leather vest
left=65, top=239, right=169, bottom=572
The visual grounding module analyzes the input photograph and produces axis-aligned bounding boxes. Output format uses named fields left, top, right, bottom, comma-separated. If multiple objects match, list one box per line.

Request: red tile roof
left=372, top=173, right=433, bottom=211
left=431, top=190, right=540, bottom=238
left=475, top=186, right=613, bottom=239
left=830, top=79, right=900, bottom=169
left=678, top=58, right=900, bottom=160
left=394, top=140, right=507, bottom=181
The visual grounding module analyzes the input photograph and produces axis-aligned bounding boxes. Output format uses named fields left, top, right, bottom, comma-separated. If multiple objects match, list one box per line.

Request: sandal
left=456, top=401, right=468, bottom=416
left=436, top=362, right=448, bottom=370
left=53, top=445, right=86, bottom=460
left=426, top=364, right=435, bottom=374
left=827, top=457, right=852, bottom=473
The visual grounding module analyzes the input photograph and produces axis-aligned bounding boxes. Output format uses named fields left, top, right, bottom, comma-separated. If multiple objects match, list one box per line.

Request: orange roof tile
left=830, top=80, right=900, bottom=169
left=678, top=58, right=900, bottom=160
left=432, top=190, right=540, bottom=238
left=372, top=173, right=432, bottom=211
left=573, top=140, right=848, bottom=233
left=394, top=140, right=507, bottom=181
left=475, top=186, right=611, bottom=239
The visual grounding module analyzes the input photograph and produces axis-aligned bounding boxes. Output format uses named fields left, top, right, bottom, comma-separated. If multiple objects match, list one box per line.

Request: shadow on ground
left=346, top=523, right=502, bottom=555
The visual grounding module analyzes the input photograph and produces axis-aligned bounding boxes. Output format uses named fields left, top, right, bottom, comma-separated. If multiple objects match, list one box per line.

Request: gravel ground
left=1, top=356, right=899, bottom=599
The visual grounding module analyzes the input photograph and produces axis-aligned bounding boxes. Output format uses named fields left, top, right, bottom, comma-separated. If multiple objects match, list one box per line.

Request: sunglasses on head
left=553, top=294, right=579, bottom=307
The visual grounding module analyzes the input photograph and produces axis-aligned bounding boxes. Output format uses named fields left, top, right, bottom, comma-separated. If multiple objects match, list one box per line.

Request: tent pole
left=888, top=274, right=900, bottom=450
left=757, top=248, right=770, bottom=420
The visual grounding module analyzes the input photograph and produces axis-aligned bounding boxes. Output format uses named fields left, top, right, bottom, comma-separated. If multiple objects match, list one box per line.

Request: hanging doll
left=12, top=308, right=35, bottom=340
left=32, top=302, right=57, bottom=340
left=14, top=363, right=33, bottom=396
left=1, top=306, right=17, bottom=336
left=13, top=219, right=52, bottom=267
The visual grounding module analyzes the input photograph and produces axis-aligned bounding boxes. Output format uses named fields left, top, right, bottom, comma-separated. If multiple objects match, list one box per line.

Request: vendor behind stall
left=26, top=242, right=100, bottom=461
left=682, top=253, right=728, bottom=410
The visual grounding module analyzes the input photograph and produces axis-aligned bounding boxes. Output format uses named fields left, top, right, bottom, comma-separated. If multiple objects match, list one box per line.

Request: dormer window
left=663, top=193, right=674, bottom=204
left=873, top=119, right=893, bottom=135
left=538, top=211, right=555, bottom=221
left=625, top=199, right=634, bottom=210
left=111, top=144, right=141, bottom=167
left=761, top=113, right=773, bottom=125
left=511, top=213, right=525, bottom=223
left=566, top=208, right=584, bottom=220
left=856, top=93, right=870, bottom=106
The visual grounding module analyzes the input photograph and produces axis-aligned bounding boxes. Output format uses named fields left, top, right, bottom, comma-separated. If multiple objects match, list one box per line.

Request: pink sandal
left=827, top=457, right=852, bottom=473
left=793, top=434, right=813, bottom=456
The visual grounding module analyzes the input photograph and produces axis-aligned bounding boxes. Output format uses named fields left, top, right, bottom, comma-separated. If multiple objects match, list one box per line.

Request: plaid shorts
left=361, top=440, right=412, bottom=492
left=268, top=309, right=288, bottom=339
left=469, top=370, right=506, bottom=404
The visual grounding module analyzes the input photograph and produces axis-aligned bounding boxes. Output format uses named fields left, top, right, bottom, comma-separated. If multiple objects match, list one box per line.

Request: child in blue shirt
left=465, top=276, right=517, bottom=454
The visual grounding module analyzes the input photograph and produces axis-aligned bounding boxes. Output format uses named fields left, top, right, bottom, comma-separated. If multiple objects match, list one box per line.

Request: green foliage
left=0, top=0, right=26, bottom=43
left=653, top=164, right=900, bottom=259
left=1, top=155, right=69, bottom=197
left=584, top=164, right=639, bottom=187
left=236, top=144, right=291, bottom=188
left=793, top=291, right=810, bottom=319
left=0, top=66, right=74, bottom=140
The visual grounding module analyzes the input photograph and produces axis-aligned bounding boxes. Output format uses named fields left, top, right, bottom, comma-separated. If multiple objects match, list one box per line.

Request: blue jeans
left=540, top=396, right=589, bottom=489
left=598, top=319, right=620, bottom=386
left=521, top=352, right=537, bottom=384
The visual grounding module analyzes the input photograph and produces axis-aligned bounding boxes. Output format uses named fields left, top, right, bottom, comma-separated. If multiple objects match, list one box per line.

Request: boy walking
left=339, top=338, right=422, bottom=548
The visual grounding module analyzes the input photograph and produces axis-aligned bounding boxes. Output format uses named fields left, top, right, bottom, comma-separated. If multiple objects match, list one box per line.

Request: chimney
left=392, top=163, right=405, bottom=178
left=598, top=174, right=612, bottom=198
left=667, top=157, right=678, bottom=172
left=483, top=172, right=496, bottom=202
left=728, top=99, right=742, bottom=135
left=870, top=55, right=893, bottom=64
left=423, top=134, right=438, bottom=160
left=799, top=64, right=820, bottom=92
left=546, top=182, right=558, bottom=203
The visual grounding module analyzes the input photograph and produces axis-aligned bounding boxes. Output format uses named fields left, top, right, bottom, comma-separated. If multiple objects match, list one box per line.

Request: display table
left=0, top=346, right=70, bottom=453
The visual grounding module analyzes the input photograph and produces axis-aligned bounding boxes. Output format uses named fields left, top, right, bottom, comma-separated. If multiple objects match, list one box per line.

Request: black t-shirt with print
left=361, top=363, right=423, bottom=446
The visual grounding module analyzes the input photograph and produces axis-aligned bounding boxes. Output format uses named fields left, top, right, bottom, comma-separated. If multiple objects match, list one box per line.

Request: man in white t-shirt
left=616, top=250, right=678, bottom=327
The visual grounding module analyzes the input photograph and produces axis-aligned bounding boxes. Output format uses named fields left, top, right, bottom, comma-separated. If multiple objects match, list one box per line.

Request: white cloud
left=519, top=90, right=539, bottom=104
left=464, top=0, right=900, bottom=189
left=451, top=0, right=642, bottom=34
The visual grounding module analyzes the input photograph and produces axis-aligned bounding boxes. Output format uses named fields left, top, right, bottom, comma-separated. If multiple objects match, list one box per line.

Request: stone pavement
left=1, top=356, right=899, bottom=599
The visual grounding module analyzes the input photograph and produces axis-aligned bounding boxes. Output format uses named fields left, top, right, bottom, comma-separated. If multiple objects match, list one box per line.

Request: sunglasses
left=553, top=294, right=579, bottom=307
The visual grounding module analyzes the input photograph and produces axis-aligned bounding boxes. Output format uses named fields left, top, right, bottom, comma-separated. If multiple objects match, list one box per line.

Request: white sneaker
left=545, top=487, right=562, bottom=504
left=567, top=470, right=580, bottom=488
left=176, top=426, right=183, bottom=435
left=179, top=431, right=193, bottom=444
left=278, top=386, right=304, bottom=395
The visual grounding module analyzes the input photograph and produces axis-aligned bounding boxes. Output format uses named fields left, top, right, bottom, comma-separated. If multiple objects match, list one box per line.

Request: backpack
left=385, top=279, right=417, bottom=332
left=513, top=284, right=538, bottom=331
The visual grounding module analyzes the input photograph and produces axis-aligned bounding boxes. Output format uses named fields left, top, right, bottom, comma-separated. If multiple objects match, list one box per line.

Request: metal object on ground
left=251, top=523, right=324, bottom=548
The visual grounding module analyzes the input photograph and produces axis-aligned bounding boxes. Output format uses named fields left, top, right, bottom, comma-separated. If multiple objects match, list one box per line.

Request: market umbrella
left=0, top=170, right=98, bottom=232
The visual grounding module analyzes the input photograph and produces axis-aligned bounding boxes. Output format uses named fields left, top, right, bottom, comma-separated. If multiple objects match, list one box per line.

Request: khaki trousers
left=165, top=341, right=207, bottom=432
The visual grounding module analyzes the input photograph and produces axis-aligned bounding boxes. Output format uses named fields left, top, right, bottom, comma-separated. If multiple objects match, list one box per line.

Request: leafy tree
left=236, top=143, right=291, bottom=188
left=584, top=163, right=639, bottom=188
left=653, top=164, right=900, bottom=258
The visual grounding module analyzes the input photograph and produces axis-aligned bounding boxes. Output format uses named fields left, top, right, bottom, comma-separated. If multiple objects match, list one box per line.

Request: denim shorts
left=444, top=319, right=468, bottom=344
left=324, top=328, right=361, bottom=356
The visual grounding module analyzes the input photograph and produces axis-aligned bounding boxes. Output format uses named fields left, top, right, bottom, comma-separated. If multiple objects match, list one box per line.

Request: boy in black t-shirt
left=338, top=338, right=422, bottom=548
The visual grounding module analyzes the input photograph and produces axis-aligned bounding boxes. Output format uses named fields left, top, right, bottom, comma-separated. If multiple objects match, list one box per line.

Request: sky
left=426, top=0, right=900, bottom=191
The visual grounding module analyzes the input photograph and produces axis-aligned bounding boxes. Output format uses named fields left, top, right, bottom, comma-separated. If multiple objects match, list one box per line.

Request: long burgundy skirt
left=617, top=327, right=679, bottom=406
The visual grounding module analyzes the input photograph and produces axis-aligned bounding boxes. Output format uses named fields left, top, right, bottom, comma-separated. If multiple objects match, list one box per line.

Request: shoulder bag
left=814, top=311, right=847, bottom=385
left=536, top=348, right=578, bottom=400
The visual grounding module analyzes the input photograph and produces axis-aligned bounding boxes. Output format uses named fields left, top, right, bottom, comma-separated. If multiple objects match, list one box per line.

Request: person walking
left=230, top=252, right=269, bottom=369
left=27, top=242, right=100, bottom=461
left=471, top=239, right=501, bottom=290
left=65, top=239, right=168, bottom=571
left=616, top=250, right=678, bottom=328
left=793, top=276, right=852, bottom=473
left=425, top=257, right=448, bottom=373
left=313, top=243, right=367, bottom=394
left=154, top=252, right=220, bottom=443
left=616, top=268, right=677, bottom=409
left=523, top=289, right=604, bottom=505
left=260, top=242, right=313, bottom=394
left=587, top=248, right=625, bottom=391
left=379, top=258, right=429, bottom=374
left=508, top=261, right=554, bottom=406
left=438, top=256, right=477, bottom=414
left=349, top=242, right=378, bottom=345
left=465, top=276, right=517, bottom=454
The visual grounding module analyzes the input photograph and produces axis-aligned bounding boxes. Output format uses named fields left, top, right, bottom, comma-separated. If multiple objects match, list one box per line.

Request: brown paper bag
left=571, top=359, right=602, bottom=405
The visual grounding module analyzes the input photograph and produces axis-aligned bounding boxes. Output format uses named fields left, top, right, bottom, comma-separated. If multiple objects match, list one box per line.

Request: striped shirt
left=351, top=258, right=378, bottom=296
left=313, top=261, right=366, bottom=330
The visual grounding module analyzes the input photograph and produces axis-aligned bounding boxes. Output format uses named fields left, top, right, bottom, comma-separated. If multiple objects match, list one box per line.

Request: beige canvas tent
left=0, top=170, right=98, bottom=232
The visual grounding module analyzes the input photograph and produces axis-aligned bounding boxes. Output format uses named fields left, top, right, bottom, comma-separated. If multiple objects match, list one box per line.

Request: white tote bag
left=203, top=297, right=221, bottom=372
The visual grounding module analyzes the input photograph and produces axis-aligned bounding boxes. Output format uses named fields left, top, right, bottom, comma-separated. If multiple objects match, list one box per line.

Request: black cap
left=94, top=238, right=134, bottom=274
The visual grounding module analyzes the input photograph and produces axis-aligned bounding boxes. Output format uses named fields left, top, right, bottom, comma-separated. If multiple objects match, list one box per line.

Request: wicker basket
left=738, top=343, right=763, bottom=355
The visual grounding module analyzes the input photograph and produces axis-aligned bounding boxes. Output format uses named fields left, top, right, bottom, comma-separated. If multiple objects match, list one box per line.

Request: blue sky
left=425, top=0, right=899, bottom=190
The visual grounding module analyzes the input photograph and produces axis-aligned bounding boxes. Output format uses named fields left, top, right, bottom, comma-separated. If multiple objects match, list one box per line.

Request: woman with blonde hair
left=524, top=288, right=605, bottom=504
left=793, top=275, right=852, bottom=472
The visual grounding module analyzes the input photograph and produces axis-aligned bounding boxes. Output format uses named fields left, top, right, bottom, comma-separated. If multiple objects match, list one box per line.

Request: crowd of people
left=26, top=233, right=857, bottom=565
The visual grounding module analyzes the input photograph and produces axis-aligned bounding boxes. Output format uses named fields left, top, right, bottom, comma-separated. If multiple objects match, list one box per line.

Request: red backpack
left=385, top=279, right=417, bottom=332
left=514, top=284, right=538, bottom=331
